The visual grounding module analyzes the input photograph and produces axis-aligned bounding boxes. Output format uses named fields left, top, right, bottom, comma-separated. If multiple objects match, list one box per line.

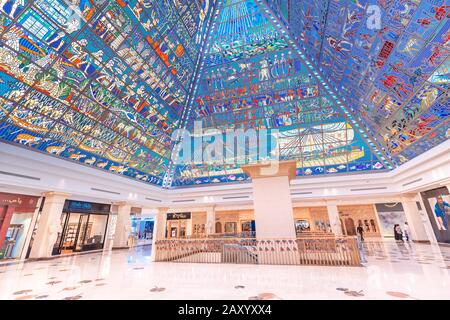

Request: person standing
left=357, top=223, right=364, bottom=242
left=394, top=224, right=403, bottom=241
left=434, top=196, right=450, bottom=231
left=403, top=222, right=410, bottom=242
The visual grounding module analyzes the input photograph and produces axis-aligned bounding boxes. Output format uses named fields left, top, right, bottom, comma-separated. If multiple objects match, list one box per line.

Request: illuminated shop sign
left=0, top=192, right=38, bottom=211
left=167, top=212, right=191, bottom=220
left=65, top=200, right=111, bottom=214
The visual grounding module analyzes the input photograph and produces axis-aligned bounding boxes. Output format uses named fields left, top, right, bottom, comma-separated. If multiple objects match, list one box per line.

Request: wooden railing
left=154, top=236, right=361, bottom=266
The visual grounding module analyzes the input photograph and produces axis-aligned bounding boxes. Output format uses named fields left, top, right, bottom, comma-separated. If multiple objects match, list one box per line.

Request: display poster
left=428, top=195, right=450, bottom=232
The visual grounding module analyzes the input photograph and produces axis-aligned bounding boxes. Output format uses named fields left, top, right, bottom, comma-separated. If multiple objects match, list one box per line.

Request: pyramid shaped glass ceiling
left=0, top=0, right=448, bottom=189
left=169, top=0, right=391, bottom=187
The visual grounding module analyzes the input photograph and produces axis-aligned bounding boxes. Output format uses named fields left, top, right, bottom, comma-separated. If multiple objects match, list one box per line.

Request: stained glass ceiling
left=169, top=0, right=392, bottom=187
left=0, top=0, right=448, bottom=189
left=264, top=0, right=450, bottom=166
left=0, top=0, right=213, bottom=186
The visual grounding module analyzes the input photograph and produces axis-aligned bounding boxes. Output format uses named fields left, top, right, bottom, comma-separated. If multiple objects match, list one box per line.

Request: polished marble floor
left=1, top=241, right=450, bottom=300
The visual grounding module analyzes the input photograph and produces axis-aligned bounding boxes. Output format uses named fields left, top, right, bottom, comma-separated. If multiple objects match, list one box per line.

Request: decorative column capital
left=41, top=191, right=71, bottom=198
left=157, top=207, right=169, bottom=215
left=112, top=201, right=133, bottom=207
left=400, top=193, right=418, bottom=201
left=241, top=160, right=297, bottom=181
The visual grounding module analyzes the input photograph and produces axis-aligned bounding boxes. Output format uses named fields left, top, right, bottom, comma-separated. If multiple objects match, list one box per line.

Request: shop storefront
left=52, top=200, right=110, bottom=255
left=131, top=215, right=154, bottom=246
left=215, top=210, right=255, bottom=236
left=0, top=192, right=40, bottom=260
left=421, top=187, right=450, bottom=243
left=293, top=207, right=331, bottom=236
left=166, top=212, right=191, bottom=238
left=338, top=205, right=381, bottom=238
left=192, top=212, right=206, bottom=237
left=374, top=203, right=408, bottom=239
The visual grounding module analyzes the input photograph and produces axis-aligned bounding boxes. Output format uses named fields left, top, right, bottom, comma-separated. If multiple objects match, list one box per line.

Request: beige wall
left=293, top=207, right=331, bottom=233
left=215, top=210, right=254, bottom=233
left=192, top=212, right=206, bottom=236
left=338, top=205, right=381, bottom=237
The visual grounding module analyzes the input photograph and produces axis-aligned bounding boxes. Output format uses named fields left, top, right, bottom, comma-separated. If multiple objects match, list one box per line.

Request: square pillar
left=242, top=161, right=297, bottom=239
left=401, top=194, right=429, bottom=242
left=206, top=206, right=216, bottom=235
left=150, top=207, right=168, bottom=262
left=326, top=203, right=343, bottom=236
left=113, top=202, right=132, bottom=249
left=29, top=192, right=70, bottom=259
left=416, top=193, right=438, bottom=244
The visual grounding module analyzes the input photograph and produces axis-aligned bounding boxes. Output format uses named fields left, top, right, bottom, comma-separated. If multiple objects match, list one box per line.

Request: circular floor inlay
left=344, top=290, right=364, bottom=297
left=13, top=289, right=32, bottom=295
left=62, top=286, right=79, bottom=291
left=15, top=295, right=36, bottom=300
left=79, top=280, right=92, bottom=284
left=63, top=295, right=83, bottom=300
left=386, top=291, right=410, bottom=298
left=248, top=293, right=281, bottom=300
left=95, top=283, right=107, bottom=287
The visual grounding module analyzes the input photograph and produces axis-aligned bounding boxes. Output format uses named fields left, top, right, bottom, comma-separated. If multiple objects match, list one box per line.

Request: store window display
left=0, top=193, right=40, bottom=260
left=293, top=207, right=331, bottom=236
left=131, top=216, right=154, bottom=246
left=214, top=210, right=255, bottom=236
left=52, top=200, right=110, bottom=255
left=166, top=213, right=191, bottom=238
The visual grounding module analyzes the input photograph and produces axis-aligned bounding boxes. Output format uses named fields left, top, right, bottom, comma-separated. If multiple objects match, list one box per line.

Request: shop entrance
left=53, top=201, right=110, bottom=255
left=166, top=212, right=191, bottom=238
left=57, top=213, right=91, bottom=254
left=0, top=193, right=39, bottom=260
left=167, top=220, right=187, bottom=238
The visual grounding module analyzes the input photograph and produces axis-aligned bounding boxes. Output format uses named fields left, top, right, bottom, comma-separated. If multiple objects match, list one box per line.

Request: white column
left=186, top=214, right=193, bottom=237
left=206, top=206, right=216, bottom=235
left=252, top=175, right=296, bottom=239
left=150, top=207, right=168, bottom=262
left=113, top=202, right=132, bottom=249
left=19, top=197, right=43, bottom=260
left=326, top=203, right=343, bottom=236
left=29, top=192, right=70, bottom=259
left=401, top=194, right=429, bottom=242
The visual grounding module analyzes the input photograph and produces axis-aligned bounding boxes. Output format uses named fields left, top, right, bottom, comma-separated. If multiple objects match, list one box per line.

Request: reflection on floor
left=1, top=241, right=450, bottom=300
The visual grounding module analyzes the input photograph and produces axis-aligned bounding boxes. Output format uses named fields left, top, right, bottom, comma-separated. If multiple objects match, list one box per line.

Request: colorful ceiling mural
left=0, top=0, right=448, bottom=188
left=171, top=0, right=389, bottom=187
left=264, top=0, right=449, bottom=166
left=0, top=0, right=214, bottom=186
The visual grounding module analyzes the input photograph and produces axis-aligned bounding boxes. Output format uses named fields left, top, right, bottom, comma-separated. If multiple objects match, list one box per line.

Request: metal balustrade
left=154, top=236, right=361, bottom=266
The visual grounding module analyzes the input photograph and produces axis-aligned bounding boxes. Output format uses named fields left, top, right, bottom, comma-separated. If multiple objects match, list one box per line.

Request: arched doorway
left=215, top=222, right=222, bottom=234
left=345, top=218, right=356, bottom=236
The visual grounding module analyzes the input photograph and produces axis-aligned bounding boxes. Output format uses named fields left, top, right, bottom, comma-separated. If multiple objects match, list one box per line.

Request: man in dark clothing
left=357, top=224, right=364, bottom=242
